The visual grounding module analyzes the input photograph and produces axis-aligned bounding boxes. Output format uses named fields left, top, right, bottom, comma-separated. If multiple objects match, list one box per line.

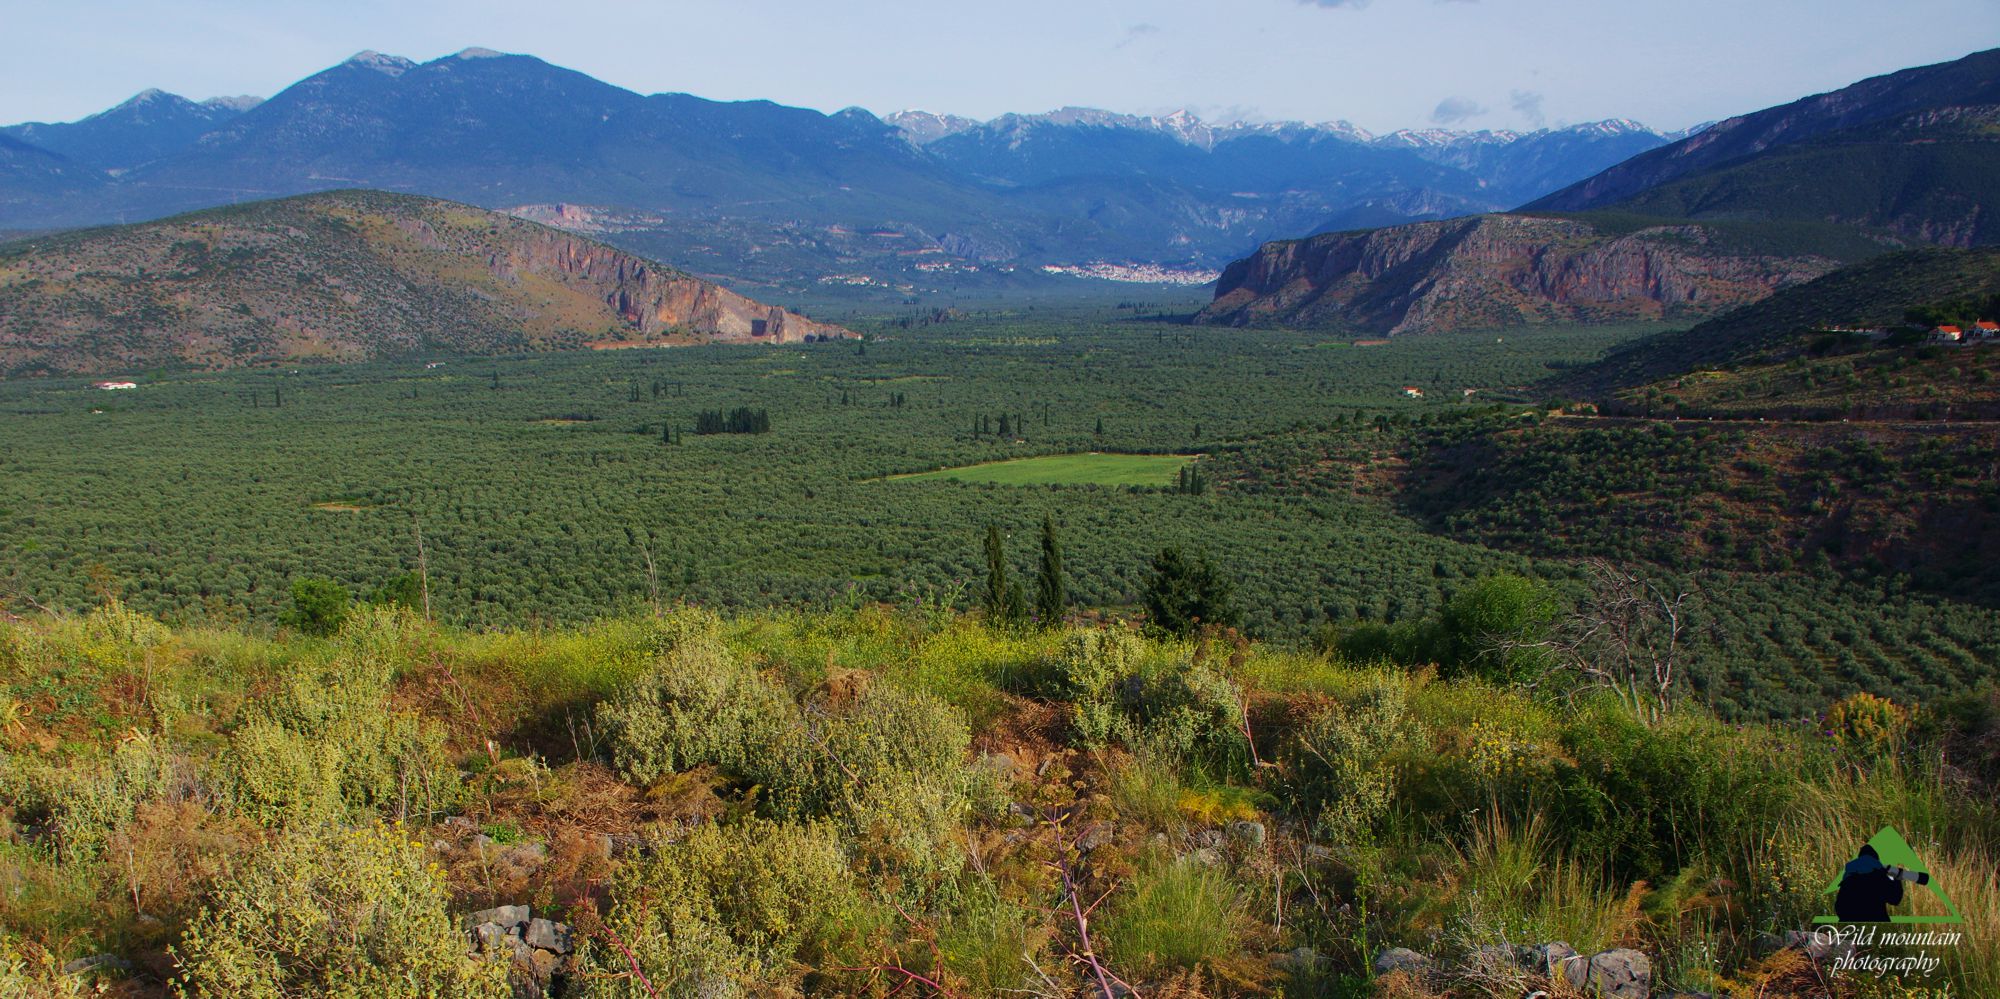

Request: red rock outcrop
left=1195, top=214, right=1840, bottom=334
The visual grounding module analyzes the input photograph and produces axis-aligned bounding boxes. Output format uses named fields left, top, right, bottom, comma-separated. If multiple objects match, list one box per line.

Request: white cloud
left=1430, top=95, right=1486, bottom=124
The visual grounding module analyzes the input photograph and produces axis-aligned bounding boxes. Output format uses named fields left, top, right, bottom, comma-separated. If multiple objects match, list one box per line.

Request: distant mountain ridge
left=1, top=89, right=260, bottom=173
left=1528, top=48, right=2000, bottom=213
left=0, top=48, right=1674, bottom=291
left=0, top=190, right=852, bottom=375
left=889, top=107, right=1671, bottom=211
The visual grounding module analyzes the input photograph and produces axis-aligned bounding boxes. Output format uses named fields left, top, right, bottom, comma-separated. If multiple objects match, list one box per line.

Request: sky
left=3, top=0, right=1997, bottom=133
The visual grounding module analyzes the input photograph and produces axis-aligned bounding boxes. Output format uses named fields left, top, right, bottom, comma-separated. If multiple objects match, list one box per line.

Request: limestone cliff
left=1194, top=214, right=1842, bottom=334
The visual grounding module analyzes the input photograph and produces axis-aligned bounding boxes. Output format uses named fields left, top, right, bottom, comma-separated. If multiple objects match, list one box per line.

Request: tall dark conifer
left=1035, top=514, right=1065, bottom=626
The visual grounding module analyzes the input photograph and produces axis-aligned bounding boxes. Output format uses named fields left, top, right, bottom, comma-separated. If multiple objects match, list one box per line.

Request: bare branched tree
left=1505, top=559, right=1696, bottom=722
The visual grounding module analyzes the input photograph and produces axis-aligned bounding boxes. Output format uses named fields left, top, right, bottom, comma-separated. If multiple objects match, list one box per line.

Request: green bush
left=224, top=615, right=462, bottom=826
left=1437, top=573, right=1558, bottom=684
left=1032, top=628, right=1247, bottom=769
left=172, top=823, right=509, bottom=998
left=1551, top=701, right=1806, bottom=880
left=0, top=736, right=192, bottom=864
left=598, top=628, right=986, bottom=898
left=280, top=578, right=352, bottom=638
left=1282, top=676, right=1417, bottom=844
left=600, top=819, right=864, bottom=996
left=822, top=683, right=989, bottom=899
left=593, top=623, right=813, bottom=804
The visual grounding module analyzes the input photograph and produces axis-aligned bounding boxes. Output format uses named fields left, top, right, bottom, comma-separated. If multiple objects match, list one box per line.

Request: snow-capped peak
left=200, top=95, right=264, bottom=113
left=343, top=50, right=417, bottom=76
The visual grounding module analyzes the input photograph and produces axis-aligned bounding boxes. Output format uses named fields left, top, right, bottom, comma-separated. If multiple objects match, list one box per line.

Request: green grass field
left=888, top=452, right=1198, bottom=486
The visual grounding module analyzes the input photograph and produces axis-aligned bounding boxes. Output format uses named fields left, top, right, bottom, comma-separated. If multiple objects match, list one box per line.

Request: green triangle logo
left=1814, top=826, right=1963, bottom=924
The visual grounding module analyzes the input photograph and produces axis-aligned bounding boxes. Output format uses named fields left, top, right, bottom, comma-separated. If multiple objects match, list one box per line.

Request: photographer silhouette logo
left=1816, top=826, right=1963, bottom=924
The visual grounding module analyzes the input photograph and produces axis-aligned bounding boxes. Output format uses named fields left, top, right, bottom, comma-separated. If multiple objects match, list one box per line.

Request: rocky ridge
left=0, top=189, right=851, bottom=375
left=1195, top=214, right=1840, bottom=333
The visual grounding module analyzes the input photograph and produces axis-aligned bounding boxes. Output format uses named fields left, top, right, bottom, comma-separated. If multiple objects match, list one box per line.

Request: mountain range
left=1198, top=48, right=2000, bottom=334
left=0, top=48, right=1679, bottom=291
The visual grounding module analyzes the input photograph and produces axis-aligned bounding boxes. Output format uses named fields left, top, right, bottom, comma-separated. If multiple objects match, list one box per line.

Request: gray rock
left=1563, top=948, right=1650, bottom=999
left=469, top=904, right=531, bottom=931
left=1074, top=821, right=1115, bottom=854
left=62, top=954, right=131, bottom=975
left=1372, top=946, right=1432, bottom=977
left=1226, top=819, right=1267, bottom=848
left=525, top=917, right=573, bottom=954
left=471, top=921, right=507, bottom=949
left=978, top=752, right=1022, bottom=781
left=1303, top=843, right=1335, bottom=862
left=1465, top=944, right=1520, bottom=970
left=1187, top=847, right=1224, bottom=867
left=1521, top=940, right=1579, bottom=976
left=1274, top=945, right=1321, bottom=975
left=1191, top=828, right=1225, bottom=849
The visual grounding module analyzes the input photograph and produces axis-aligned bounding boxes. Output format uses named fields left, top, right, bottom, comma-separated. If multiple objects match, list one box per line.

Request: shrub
left=601, top=819, right=864, bottom=996
left=1, top=735, right=196, bottom=864
left=1825, top=691, right=1911, bottom=759
left=279, top=577, right=352, bottom=638
left=172, top=823, right=509, bottom=998
left=599, top=633, right=986, bottom=900
left=1034, top=628, right=1247, bottom=770
left=223, top=622, right=462, bottom=826
left=1283, top=676, right=1416, bottom=844
left=1040, top=628, right=1144, bottom=746
left=815, top=681, right=988, bottom=901
left=1436, top=573, right=1558, bottom=684
left=593, top=626, right=812, bottom=803
left=1551, top=702, right=1803, bottom=881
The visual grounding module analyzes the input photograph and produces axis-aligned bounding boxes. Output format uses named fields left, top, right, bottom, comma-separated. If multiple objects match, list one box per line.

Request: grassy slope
left=1557, top=247, right=2000, bottom=408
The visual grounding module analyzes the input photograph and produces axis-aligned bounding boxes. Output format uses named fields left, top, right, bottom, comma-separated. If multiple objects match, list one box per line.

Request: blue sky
left=4, top=0, right=1996, bottom=132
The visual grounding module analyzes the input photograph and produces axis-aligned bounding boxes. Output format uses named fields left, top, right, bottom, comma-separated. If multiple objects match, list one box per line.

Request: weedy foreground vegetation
left=4, top=308, right=2000, bottom=997
left=0, top=596, right=1994, bottom=998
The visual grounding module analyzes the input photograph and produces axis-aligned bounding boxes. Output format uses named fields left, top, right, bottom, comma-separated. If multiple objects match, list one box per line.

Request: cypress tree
left=982, top=525, right=1011, bottom=622
left=1034, top=514, right=1065, bottom=625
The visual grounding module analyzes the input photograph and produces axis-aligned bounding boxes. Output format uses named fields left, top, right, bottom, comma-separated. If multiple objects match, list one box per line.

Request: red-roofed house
left=1974, top=320, right=1999, bottom=339
left=1932, top=325, right=1964, bottom=343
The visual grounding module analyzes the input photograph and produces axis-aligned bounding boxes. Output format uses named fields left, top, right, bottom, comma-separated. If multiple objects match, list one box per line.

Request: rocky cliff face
left=486, top=229, right=846, bottom=344
left=1194, top=214, right=1840, bottom=333
left=0, top=190, right=852, bottom=375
